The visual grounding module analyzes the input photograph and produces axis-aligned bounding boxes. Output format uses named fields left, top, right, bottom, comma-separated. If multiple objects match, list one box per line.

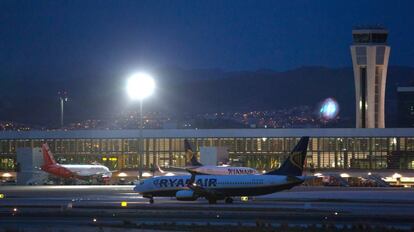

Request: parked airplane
left=184, top=139, right=258, bottom=175
left=143, top=139, right=258, bottom=177
left=41, top=143, right=112, bottom=183
left=134, top=137, right=310, bottom=204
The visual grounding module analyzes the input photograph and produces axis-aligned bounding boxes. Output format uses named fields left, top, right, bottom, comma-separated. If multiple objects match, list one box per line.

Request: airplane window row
left=219, top=181, right=264, bottom=185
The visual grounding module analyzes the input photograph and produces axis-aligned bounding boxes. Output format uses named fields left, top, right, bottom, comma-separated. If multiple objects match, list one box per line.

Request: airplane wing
left=166, top=166, right=194, bottom=171
left=186, top=171, right=223, bottom=199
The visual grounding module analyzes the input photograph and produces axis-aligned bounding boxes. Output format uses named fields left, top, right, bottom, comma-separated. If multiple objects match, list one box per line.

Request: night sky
left=1, top=0, right=414, bottom=76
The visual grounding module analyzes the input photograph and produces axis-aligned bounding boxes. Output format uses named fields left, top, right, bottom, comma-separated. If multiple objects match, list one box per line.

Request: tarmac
left=1, top=185, right=414, bottom=231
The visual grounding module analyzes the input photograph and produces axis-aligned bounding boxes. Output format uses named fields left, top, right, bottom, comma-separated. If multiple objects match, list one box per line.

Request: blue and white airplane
left=134, top=137, right=310, bottom=204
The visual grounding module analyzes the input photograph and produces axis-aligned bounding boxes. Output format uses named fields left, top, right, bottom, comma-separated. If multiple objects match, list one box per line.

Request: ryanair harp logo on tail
left=289, top=151, right=304, bottom=169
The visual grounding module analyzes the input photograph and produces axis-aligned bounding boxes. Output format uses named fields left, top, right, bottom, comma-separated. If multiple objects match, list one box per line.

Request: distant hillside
left=0, top=66, right=413, bottom=127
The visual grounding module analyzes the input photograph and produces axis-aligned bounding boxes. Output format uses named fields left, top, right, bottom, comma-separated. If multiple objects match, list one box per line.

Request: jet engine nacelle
left=175, top=190, right=198, bottom=201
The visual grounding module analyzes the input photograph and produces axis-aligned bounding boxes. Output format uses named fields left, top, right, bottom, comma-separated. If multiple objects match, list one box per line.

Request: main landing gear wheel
left=149, top=198, right=154, bottom=204
left=225, top=197, right=233, bottom=204
left=208, top=199, right=217, bottom=204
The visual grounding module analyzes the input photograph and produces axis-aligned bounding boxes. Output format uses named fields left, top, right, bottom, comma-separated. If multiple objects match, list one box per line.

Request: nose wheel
left=225, top=197, right=233, bottom=204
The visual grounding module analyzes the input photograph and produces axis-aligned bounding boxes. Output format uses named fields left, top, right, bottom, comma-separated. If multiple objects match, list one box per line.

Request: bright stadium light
left=126, top=72, right=156, bottom=179
left=127, top=72, right=155, bottom=100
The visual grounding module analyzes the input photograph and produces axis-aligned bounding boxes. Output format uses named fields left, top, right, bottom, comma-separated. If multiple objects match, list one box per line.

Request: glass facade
left=352, top=32, right=388, bottom=44
left=1, top=131, right=414, bottom=171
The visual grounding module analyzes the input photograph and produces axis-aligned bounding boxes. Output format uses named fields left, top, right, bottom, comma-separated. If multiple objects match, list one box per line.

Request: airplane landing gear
left=225, top=197, right=233, bottom=204
left=149, top=197, right=154, bottom=204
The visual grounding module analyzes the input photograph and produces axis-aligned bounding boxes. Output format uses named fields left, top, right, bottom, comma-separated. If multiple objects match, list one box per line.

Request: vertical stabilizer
left=41, top=143, right=57, bottom=166
left=184, top=139, right=203, bottom=166
left=265, top=137, right=309, bottom=176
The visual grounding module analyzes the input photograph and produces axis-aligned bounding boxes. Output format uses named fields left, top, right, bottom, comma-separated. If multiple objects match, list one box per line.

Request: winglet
left=187, top=170, right=197, bottom=188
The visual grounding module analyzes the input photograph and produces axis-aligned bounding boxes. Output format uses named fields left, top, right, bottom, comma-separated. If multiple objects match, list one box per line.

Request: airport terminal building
left=0, top=128, right=414, bottom=173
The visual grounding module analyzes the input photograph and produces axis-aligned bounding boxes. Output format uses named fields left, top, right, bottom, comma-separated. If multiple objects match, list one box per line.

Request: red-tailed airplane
left=41, top=144, right=112, bottom=182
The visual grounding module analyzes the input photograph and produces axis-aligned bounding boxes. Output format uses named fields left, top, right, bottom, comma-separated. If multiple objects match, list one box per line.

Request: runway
left=1, top=185, right=414, bottom=231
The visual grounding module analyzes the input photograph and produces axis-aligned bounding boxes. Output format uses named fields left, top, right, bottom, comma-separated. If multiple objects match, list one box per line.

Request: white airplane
left=41, top=143, right=112, bottom=182
left=144, top=139, right=258, bottom=177
left=183, top=139, right=258, bottom=175
left=134, top=137, right=310, bottom=204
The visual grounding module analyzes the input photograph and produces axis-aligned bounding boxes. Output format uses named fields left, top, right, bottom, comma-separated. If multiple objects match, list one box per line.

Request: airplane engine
left=175, top=190, right=198, bottom=201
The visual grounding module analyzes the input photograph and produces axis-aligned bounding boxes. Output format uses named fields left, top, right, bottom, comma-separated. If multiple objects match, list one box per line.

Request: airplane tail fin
left=265, top=137, right=309, bottom=176
left=41, top=143, right=57, bottom=166
left=185, top=139, right=202, bottom=166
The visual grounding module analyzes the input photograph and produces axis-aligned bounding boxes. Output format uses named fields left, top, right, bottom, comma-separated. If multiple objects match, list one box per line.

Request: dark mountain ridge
left=0, top=66, right=413, bottom=127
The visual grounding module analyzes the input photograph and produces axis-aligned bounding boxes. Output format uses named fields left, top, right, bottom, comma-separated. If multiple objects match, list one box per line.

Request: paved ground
left=1, top=185, right=414, bottom=231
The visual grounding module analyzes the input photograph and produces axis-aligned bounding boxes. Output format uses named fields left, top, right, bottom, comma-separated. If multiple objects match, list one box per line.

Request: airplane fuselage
left=135, top=136, right=309, bottom=203
left=188, top=165, right=258, bottom=175
left=134, top=174, right=304, bottom=198
left=41, top=164, right=112, bottom=179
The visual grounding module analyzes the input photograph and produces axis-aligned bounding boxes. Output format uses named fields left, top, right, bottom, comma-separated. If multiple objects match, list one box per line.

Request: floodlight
left=127, top=72, right=155, bottom=100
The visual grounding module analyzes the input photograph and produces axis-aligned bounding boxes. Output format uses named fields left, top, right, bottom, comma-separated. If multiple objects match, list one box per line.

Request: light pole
left=58, top=90, right=68, bottom=128
left=126, top=72, right=155, bottom=179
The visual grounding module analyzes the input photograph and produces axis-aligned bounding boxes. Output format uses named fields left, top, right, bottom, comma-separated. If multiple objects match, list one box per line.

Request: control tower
left=350, top=26, right=390, bottom=128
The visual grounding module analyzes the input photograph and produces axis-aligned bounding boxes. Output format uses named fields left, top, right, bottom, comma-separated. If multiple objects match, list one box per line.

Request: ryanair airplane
left=134, top=137, right=309, bottom=204
left=184, top=139, right=258, bottom=175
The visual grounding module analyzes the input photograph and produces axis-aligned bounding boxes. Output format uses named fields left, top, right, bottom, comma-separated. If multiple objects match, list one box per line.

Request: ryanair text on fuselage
left=227, top=168, right=256, bottom=175
left=154, top=177, right=217, bottom=188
